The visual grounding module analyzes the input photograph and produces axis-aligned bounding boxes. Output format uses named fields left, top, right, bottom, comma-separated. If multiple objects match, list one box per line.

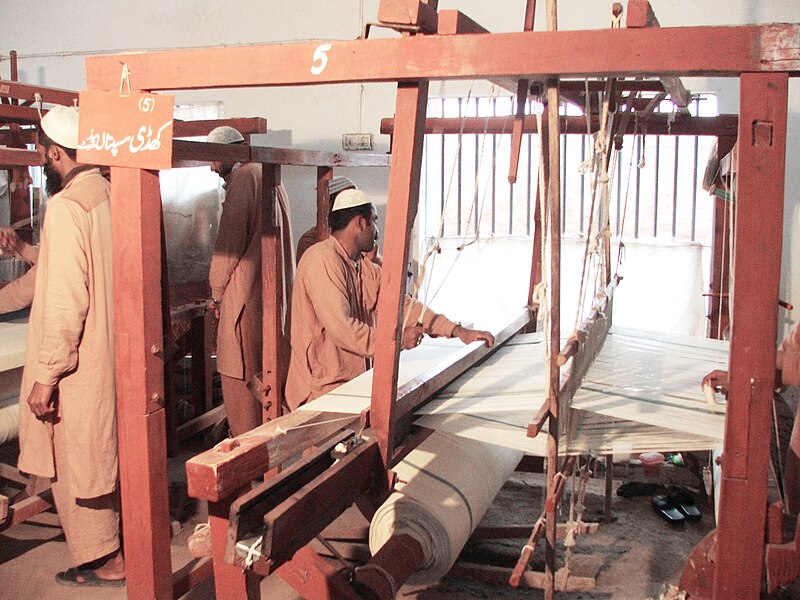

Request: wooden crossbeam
left=0, top=78, right=78, bottom=106
left=380, top=114, right=739, bottom=137
left=85, top=25, right=800, bottom=91
left=0, top=147, right=40, bottom=168
left=173, top=117, right=267, bottom=138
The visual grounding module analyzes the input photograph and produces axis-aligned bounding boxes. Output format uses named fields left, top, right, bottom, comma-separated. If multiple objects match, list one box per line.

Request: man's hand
left=208, top=298, right=221, bottom=320
left=401, top=324, right=425, bottom=350
left=701, top=369, right=729, bottom=395
left=0, top=227, right=22, bottom=257
left=453, top=325, right=494, bottom=348
left=27, top=382, right=56, bottom=419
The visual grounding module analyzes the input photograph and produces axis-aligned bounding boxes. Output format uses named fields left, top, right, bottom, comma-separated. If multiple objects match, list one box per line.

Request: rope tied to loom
left=563, top=465, right=590, bottom=574
left=236, top=535, right=264, bottom=571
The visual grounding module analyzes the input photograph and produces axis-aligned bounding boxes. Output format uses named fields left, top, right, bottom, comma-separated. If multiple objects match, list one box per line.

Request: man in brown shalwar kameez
left=286, top=189, right=494, bottom=411
left=17, top=105, right=124, bottom=587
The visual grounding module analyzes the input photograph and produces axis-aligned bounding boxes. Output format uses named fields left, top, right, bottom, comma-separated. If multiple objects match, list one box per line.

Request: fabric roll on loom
left=368, top=429, right=522, bottom=584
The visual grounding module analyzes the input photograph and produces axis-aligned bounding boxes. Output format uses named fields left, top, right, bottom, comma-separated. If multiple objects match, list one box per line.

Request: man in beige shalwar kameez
left=206, top=126, right=293, bottom=436
left=286, top=189, right=494, bottom=410
left=17, top=105, right=124, bottom=587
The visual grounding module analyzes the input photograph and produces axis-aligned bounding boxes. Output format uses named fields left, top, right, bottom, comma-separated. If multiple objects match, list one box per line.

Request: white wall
left=2, top=0, right=799, bottom=332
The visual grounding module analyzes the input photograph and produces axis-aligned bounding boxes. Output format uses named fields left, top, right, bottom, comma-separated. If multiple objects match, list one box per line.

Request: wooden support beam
left=380, top=114, right=739, bottom=137
left=209, top=495, right=261, bottom=600
left=0, top=490, right=54, bottom=532
left=262, top=438, right=382, bottom=568
left=370, top=80, right=428, bottom=470
left=0, top=494, right=8, bottom=524
left=712, top=72, right=788, bottom=600
left=224, top=431, right=353, bottom=566
left=315, top=167, right=333, bottom=243
left=508, top=0, right=537, bottom=184
left=171, top=557, right=213, bottom=599
left=0, top=78, right=78, bottom=106
left=0, top=147, right=40, bottom=168
left=111, top=167, right=173, bottom=599
left=186, top=410, right=360, bottom=502
left=85, top=25, right=800, bottom=91
left=394, top=309, right=529, bottom=420
left=0, top=104, right=43, bottom=125
left=171, top=140, right=392, bottom=169
left=625, top=0, right=692, bottom=109
left=262, top=164, right=283, bottom=423
left=453, top=562, right=596, bottom=592
left=173, top=117, right=267, bottom=138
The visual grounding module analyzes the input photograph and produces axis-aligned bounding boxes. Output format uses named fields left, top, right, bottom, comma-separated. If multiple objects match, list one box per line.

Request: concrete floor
left=1, top=451, right=724, bottom=600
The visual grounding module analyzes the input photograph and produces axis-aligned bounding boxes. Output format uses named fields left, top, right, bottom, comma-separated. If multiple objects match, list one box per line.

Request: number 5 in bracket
left=311, top=43, right=333, bottom=76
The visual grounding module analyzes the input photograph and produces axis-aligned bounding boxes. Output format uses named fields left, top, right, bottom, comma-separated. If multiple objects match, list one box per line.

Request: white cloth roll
left=369, top=430, right=522, bottom=584
left=0, top=395, right=20, bottom=445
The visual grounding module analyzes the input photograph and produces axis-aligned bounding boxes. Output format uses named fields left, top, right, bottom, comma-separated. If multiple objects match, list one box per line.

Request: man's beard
left=43, top=159, right=63, bottom=197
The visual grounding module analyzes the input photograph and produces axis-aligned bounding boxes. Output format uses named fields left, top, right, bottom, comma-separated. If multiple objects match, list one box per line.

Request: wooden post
left=110, top=167, right=173, bottom=599
left=707, top=135, right=736, bottom=340
left=713, top=72, right=788, bottom=599
left=262, top=164, right=283, bottom=423
left=508, top=0, right=537, bottom=184
left=209, top=496, right=261, bottom=600
left=370, top=79, right=429, bottom=470
left=316, top=166, right=333, bottom=242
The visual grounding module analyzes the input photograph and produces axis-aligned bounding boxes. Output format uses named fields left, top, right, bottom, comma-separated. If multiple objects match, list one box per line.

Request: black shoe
left=652, top=495, right=685, bottom=525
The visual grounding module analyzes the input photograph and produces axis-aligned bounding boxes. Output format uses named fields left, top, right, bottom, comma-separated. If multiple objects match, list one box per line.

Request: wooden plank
left=0, top=148, right=40, bottom=168
left=0, top=78, right=78, bottom=106
left=173, top=117, right=267, bottom=138
left=262, top=439, right=382, bottom=566
left=0, top=104, right=42, bottom=125
left=225, top=431, right=351, bottom=565
left=453, top=562, right=596, bottom=592
left=85, top=25, right=800, bottom=91
left=394, top=309, right=529, bottom=420
left=378, top=0, right=439, bottom=32
left=0, top=464, right=29, bottom=485
left=262, top=165, right=283, bottom=423
left=111, top=167, right=173, bottom=600
left=371, top=80, right=429, bottom=469
left=176, top=404, right=226, bottom=442
left=185, top=410, right=360, bottom=502
left=315, top=167, right=332, bottom=243
left=0, top=490, right=53, bottom=531
left=713, top=72, right=788, bottom=600
left=380, top=114, right=739, bottom=137
left=172, top=140, right=392, bottom=169
left=209, top=497, right=261, bottom=600
left=171, top=557, right=213, bottom=600
left=249, top=146, right=391, bottom=168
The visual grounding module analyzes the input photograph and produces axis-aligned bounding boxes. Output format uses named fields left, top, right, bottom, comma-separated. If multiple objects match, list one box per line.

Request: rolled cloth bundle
left=369, top=430, right=523, bottom=584
left=0, top=395, right=19, bottom=444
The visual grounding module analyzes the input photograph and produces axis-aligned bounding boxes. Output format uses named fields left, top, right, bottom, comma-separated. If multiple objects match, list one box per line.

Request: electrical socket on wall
left=342, top=133, right=373, bottom=151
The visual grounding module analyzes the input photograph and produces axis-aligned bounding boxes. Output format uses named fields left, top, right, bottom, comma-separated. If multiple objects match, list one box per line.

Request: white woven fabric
left=369, top=430, right=522, bottom=584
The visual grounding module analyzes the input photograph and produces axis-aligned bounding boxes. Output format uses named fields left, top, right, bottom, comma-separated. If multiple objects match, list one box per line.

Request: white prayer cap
left=40, top=105, right=80, bottom=149
left=331, top=189, right=371, bottom=212
left=206, top=126, right=245, bottom=144
left=329, top=176, right=357, bottom=197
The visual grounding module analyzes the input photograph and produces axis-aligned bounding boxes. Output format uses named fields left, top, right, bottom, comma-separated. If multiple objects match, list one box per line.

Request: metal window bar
left=422, top=93, right=716, bottom=247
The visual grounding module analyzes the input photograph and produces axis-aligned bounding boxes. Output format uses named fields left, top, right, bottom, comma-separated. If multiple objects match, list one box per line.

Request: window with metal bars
left=419, top=93, right=719, bottom=246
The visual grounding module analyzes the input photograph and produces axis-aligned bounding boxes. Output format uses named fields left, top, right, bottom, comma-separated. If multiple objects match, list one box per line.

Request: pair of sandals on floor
left=651, top=487, right=702, bottom=525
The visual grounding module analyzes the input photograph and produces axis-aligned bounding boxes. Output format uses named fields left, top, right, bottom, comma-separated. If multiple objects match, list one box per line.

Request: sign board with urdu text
left=76, top=90, right=174, bottom=170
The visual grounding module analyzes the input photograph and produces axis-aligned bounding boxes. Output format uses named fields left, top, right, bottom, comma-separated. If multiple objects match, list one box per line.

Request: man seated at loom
left=704, top=323, right=800, bottom=514
left=285, top=188, right=494, bottom=410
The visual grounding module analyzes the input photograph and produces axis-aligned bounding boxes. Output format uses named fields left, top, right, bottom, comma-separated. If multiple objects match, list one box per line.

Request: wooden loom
left=78, top=0, right=798, bottom=598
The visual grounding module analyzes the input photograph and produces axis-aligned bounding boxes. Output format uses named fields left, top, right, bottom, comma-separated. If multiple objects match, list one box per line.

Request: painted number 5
left=311, top=43, right=332, bottom=76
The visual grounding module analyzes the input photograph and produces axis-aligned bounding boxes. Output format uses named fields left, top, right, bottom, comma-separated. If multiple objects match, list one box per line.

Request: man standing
left=286, top=189, right=494, bottom=410
left=206, top=126, right=292, bottom=435
left=18, top=105, right=124, bottom=586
